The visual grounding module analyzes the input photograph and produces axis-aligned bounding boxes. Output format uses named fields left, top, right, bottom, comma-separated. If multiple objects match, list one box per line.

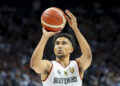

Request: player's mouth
left=57, top=49, right=63, bottom=52
left=57, top=50, right=63, bottom=53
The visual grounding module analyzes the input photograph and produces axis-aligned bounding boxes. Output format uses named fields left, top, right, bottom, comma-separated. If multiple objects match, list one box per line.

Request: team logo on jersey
left=64, top=70, right=68, bottom=76
left=57, top=70, right=61, bottom=74
left=69, top=67, right=74, bottom=73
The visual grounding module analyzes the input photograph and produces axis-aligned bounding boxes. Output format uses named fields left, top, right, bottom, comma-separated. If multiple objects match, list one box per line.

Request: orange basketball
left=41, top=7, right=66, bottom=32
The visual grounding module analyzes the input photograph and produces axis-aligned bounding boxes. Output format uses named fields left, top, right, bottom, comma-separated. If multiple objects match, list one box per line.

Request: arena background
left=0, top=0, right=120, bottom=86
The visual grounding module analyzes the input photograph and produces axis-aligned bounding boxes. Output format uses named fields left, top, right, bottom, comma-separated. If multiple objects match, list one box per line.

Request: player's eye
left=55, top=41, right=60, bottom=45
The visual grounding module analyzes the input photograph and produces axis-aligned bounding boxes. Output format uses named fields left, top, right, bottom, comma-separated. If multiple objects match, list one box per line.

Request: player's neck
left=56, top=55, right=70, bottom=67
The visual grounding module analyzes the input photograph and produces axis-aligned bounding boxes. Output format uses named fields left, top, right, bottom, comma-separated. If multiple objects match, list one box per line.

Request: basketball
left=41, top=7, right=66, bottom=32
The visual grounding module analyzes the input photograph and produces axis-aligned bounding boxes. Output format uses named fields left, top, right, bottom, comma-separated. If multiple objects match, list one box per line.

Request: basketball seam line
left=43, top=13, right=63, bottom=22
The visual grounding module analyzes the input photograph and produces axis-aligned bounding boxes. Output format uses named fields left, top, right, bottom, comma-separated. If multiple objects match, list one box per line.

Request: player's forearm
left=73, top=28, right=92, bottom=58
left=30, top=35, right=49, bottom=67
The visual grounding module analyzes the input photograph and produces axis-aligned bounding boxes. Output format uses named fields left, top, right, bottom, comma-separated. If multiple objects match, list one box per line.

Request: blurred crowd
left=0, top=1, right=120, bottom=86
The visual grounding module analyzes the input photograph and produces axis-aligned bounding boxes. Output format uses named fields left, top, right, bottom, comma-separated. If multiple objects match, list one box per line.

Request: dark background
left=0, top=0, right=120, bottom=86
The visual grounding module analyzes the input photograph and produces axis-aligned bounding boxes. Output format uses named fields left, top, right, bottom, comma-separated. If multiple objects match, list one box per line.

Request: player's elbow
left=30, top=61, right=41, bottom=74
left=30, top=57, right=37, bottom=70
left=85, top=50, right=92, bottom=60
left=83, top=47, right=92, bottom=58
left=87, top=47, right=92, bottom=57
left=30, top=61, right=35, bottom=70
left=89, top=50, right=92, bottom=57
left=87, top=52, right=92, bottom=64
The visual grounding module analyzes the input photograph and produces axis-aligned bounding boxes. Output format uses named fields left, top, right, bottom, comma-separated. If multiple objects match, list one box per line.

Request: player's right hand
left=42, top=28, right=61, bottom=38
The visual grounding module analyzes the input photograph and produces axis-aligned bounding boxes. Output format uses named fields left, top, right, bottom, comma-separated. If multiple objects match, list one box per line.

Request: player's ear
left=70, top=47, right=73, bottom=53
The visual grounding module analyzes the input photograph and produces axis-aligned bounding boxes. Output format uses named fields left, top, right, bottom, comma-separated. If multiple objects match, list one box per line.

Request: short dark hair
left=53, top=33, right=76, bottom=49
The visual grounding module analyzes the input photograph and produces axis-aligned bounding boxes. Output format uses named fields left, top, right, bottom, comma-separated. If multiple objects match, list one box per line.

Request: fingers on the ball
left=66, top=16, right=72, bottom=24
left=65, top=10, right=74, bottom=18
left=65, top=15, right=70, bottom=22
left=58, top=31, right=61, bottom=33
left=42, top=28, right=45, bottom=31
left=43, top=28, right=46, bottom=32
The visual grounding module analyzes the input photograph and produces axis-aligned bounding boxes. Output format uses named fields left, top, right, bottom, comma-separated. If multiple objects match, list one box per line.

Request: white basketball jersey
left=42, top=60, right=82, bottom=86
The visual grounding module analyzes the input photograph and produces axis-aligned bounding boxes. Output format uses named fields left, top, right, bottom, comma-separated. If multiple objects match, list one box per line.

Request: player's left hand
left=65, top=10, right=78, bottom=30
left=42, top=28, right=61, bottom=38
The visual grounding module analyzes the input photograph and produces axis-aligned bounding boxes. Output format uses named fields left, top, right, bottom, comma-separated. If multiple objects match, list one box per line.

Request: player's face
left=54, top=37, right=73, bottom=58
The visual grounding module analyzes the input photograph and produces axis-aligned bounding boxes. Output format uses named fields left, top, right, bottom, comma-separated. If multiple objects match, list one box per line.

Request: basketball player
left=30, top=10, right=92, bottom=86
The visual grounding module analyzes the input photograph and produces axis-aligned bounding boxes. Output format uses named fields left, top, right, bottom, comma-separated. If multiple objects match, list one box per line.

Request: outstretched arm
left=30, top=28, right=60, bottom=74
left=65, top=10, right=92, bottom=79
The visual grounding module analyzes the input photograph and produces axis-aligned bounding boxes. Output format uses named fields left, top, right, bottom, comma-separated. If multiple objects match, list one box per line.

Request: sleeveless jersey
left=42, top=60, right=82, bottom=86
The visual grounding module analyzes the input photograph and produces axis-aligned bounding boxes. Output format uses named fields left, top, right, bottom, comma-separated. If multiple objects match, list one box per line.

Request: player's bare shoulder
left=32, top=59, right=52, bottom=74
left=40, top=60, right=52, bottom=74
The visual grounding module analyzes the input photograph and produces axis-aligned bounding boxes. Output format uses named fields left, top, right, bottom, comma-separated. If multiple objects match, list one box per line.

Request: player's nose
left=57, top=45, right=63, bottom=49
left=58, top=46, right=62, bottom=49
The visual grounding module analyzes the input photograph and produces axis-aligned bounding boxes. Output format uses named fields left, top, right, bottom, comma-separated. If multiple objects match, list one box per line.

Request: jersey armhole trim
left=42, top=61, right=53, bottom=82
left=75, top=60, right=82, bottom=80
